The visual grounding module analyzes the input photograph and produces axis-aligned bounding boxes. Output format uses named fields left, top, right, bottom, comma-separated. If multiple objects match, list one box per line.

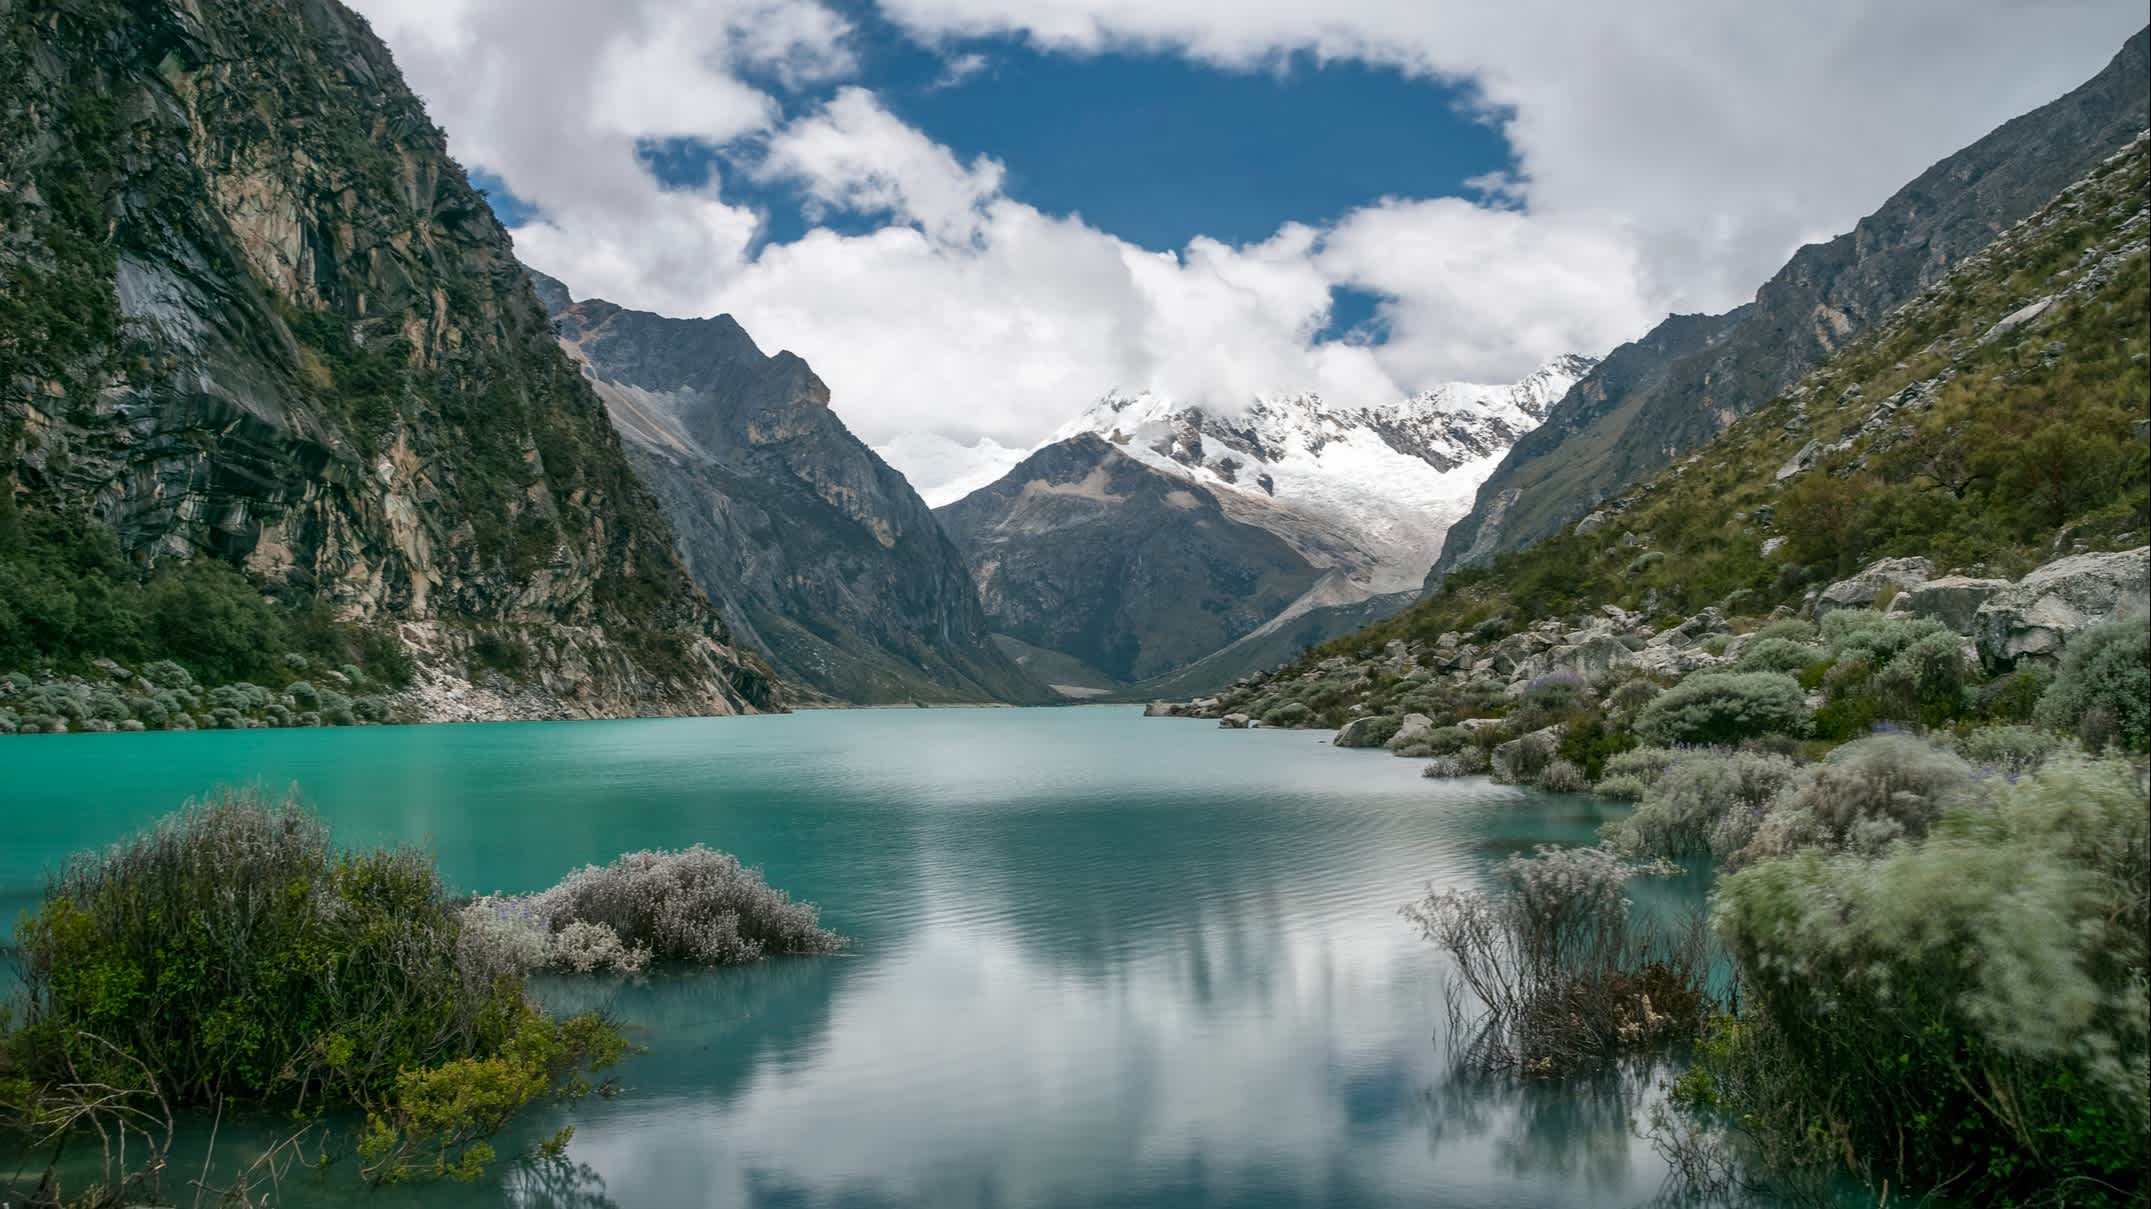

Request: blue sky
left=478, top=11, right=1512, bottom=280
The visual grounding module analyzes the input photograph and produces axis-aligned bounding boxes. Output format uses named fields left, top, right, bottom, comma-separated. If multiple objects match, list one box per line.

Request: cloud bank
left=350, top=0, right=2144, bottom=499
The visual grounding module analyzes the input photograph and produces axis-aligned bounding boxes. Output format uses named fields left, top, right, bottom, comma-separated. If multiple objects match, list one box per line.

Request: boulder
left=1539, top=634, right=1635, bottom=681
left=1490, top=725, right=1563, bottom=785
left=1647, top=608, right=1729, bottom=649
left=1143, top=701, right=1179, bottom=717
left=1813, top=557, right=1933, bottom=617
left=1775, top=439, right=1823, bottom=481
left=1974, top=546, right=2149, bottom=665
left=1457, top=717, right=1508, bottom=734
left=1890, top=576, right=2011, bottom=635
left=1334, top=715, right=1399, bottom=748
left=1632, top=644, right=1725, bottom=679
left=1219, top=713, right=1252, bottom=729
left=1385, top=713, right=1436, bottom=751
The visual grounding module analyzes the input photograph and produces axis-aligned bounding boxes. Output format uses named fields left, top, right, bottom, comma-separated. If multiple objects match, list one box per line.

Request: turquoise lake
left=0, top=706, right=1697, bottom=1208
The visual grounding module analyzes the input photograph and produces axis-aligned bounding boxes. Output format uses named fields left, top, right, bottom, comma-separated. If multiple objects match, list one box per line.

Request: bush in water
left=1403, top=845, right=1709, bottom=1076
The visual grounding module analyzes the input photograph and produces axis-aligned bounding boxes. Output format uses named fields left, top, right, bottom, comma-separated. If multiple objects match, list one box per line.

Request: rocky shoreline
left=1150, top=545, right=2149, bottom=784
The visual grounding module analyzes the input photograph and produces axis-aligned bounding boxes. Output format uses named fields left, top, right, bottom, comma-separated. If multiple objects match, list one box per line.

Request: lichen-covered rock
left=1385, top=713, right=1436, bottom=751
left=1975, top=547, right=2150, bottom=665
left=1219, top=713, right=1252, bottom=729
left=1538, top=634, right=1635, bottom=680
left=1334, top=715, right=1400, bottom=748
left=1814, top=558, right=1934, bottom=617
left=1491, top=726, right=1563, bottom=785
left=1891, top=576, right=2012, bottom=635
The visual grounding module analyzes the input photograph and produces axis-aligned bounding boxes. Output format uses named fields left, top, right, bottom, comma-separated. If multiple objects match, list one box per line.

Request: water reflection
left=1, top=710, right=1696, bottom=1208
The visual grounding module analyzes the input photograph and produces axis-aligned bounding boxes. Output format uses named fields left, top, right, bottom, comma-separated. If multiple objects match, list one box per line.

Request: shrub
left=1554, top=709, right=1634, bottom=780
left=1603, top=751, right=1801, bottom=862
left=1402, top=845, right=1709, bottom=1075
left=1868, top=630, right=1974, bottom=726
left=1424, top=747, right=1491, bottom=778
left=2035, top=610, right=2149, bottom=752
left=1264, top=701, right=1313, bottom=727
left=286, top=680, right=321, bottom=710
left=1420, top=725, right=1471, bottom=755
left=357, top=1011, right=625, bottom=1186
left=1595, top=746, right=1682, bottom=796
left=1706, top=756, right=2150, bottom=1204
left=1736, top=735, right=1978, bottom=865
left=1977, top=664, right=2053, bottom=722
left=525, top=845, right=843, bottom=966
left=141, top=660, right=193, bottom=689
left=1516, top=673, right=1587, bottom=728
left=458, top=899, right=650, bottom=978
left=1749, top=618, right=1817, bottom=644
left=1819, top=609, right=1951, bottom=664
left=1634, top=673, right=1810, bottom=746
left=126, top=696, right=167, bottom=727
left=1951, top=723, right=2074, bottom=779
left=1534, top=759, right=1589, bottom=793
left=1605, top=678, right=1662, bottom=716
left=1732, top=637, right=1817, bottom=675
left=11, top=792, right=512, bottom=1107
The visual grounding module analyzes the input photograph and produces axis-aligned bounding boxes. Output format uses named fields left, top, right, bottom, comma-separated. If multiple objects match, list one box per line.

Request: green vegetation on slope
left=1323, top=137, right=2148, bottom=660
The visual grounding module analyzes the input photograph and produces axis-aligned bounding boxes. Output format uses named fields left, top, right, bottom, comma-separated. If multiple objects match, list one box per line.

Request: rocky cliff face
left=1432, top=27, right=2150, bottom=580
left=0, top=0, right=773, bottom=718
left=938, top=358, right=1592, bottom=695
left=534, top=273, right=1047, bottom=705
left=937, top=434, right=1330, bottom=687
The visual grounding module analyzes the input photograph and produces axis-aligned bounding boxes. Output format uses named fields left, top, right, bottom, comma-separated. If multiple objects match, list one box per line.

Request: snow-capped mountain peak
left=1049, top=354, right=1599, bottom=595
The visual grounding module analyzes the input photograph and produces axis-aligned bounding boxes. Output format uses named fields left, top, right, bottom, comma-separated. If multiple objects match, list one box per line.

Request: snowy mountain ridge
left=1048, top=353, right=1599, bottom=596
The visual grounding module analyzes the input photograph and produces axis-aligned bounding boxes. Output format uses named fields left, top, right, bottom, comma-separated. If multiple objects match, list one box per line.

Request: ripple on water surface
left=0, top=707, right=1689, bottom=1209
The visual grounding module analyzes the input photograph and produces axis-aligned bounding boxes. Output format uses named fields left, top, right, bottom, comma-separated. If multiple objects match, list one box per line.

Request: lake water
left=0, top=707, right=1699, bottom=1208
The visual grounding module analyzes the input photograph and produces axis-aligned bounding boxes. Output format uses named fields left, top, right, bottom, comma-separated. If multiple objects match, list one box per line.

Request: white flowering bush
left=1533, top=758, right=1589, bottom=793
left=530, top=845, right=843, bottom=967
left=1602, top=750, right=1800, bottom=862
left=458, top=845, right=841, bottom=979
left=1422, top=746, right=1491, bottom=778
left=1736, top=734, right=1976, bottom=864
left=547, top=920, right=651, bottom=976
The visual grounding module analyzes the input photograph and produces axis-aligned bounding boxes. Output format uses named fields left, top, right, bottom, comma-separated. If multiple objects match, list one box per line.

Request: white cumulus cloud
left=347, top=0, right=2144, bottom=500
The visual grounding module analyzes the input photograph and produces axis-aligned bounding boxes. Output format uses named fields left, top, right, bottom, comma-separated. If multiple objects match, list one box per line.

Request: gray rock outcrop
left=1890, top=576, right=2012, bottom=635
left=1975, top=547, right=2149, bottom=664
left=1815, top=558, right=1935, bottom=617
left=1386, top=713, right=1436, bottom=751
